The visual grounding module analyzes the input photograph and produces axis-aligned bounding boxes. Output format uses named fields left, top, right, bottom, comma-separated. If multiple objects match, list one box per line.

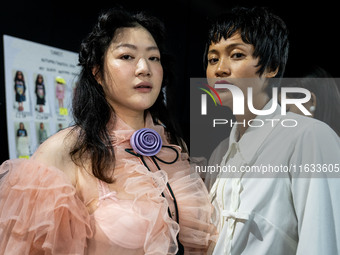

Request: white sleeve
left=291, top=122, right=340, bottom=255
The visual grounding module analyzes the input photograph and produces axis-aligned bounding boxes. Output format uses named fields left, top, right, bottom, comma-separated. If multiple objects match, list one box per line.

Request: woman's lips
left=134, top=82, right=153, bottom=93
left=214, top=80, right=232, bottom=91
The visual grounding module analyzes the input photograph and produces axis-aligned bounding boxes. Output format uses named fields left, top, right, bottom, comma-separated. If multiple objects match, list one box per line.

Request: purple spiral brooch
left=130, top=128, right=162, bottom=156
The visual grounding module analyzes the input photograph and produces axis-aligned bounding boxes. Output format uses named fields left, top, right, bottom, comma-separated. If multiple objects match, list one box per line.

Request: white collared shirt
left=210, top=100, right=340, bottom=255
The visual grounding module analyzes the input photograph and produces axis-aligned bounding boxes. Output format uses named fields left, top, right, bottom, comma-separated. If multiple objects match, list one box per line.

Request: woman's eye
left=149, top=56, right=160, bottom=62
left=231, top=52, right=245, bottom=59
left=121, top=55, right=134, bottom=60
left=208, top=58, right=219, bottom=65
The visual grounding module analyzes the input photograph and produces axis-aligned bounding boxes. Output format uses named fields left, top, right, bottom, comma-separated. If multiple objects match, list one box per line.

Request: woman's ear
left=310, top=92, right=317, bottom=108
left=92, top=66, right=102, bottom=85
left=265, top=67, right=279, bottom=78
left=309, top=92, right=317, bottom=115
left=304, top=92, right=317, bottom=117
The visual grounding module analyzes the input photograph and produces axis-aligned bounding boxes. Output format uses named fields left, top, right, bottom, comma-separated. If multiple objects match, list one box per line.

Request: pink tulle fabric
left=0, top=114, right=216, bottom=254
left=0, top=159, right=92, bottom=255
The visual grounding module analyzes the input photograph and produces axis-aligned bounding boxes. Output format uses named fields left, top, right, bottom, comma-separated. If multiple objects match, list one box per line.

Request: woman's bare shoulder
left=31, top=127, right=79, bottom=183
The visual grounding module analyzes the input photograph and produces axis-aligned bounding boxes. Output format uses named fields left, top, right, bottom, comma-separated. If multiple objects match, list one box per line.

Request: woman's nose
left=135, top=58, right=151, bottom=77
left=215, top=58, right=231, bottom=77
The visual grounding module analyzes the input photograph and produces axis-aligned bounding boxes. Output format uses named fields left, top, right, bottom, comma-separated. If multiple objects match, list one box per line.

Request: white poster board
left=3, top=35, right=80, bottom=159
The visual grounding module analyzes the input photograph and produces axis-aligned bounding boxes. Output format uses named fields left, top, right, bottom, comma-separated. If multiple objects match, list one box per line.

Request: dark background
left=1, top=0, right=339, bottom=162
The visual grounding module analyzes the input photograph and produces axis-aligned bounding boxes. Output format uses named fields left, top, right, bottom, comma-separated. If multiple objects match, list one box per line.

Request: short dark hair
left=203, top=6, right=289, bottom=79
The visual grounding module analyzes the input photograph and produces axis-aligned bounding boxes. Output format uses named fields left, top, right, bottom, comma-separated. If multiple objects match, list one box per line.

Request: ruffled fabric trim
left=109, top=156, right=180, bottom=254
left=106, top=113, right=217, bottom=254
left=170, top=172, right=217, bottom=248
left=0, top=159, right=92, bottom=255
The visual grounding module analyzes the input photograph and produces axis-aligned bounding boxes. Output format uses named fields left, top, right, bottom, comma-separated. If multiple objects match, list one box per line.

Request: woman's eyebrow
left=207, top=49, right=219, bottom=55
left=225, top=43, right=247, bottom=50
left=115, top=43, right=159, bottom=51
left=208, top=43, right=247, bottom=55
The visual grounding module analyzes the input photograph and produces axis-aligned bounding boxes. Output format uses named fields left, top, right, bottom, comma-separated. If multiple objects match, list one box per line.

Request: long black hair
left=70, top=7, right=183, bottom=183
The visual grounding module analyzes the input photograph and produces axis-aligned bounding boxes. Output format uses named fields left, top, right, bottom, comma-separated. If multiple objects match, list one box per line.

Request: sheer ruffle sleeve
left=0, top=159, right=92, bottom=255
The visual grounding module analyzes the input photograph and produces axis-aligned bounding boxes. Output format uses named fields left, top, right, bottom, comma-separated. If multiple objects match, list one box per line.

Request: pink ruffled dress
left=0, top=114, right=217, bottom=254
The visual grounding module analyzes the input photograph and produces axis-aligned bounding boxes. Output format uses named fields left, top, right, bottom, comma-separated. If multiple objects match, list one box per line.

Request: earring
left=309, top=106, right=316, bottom=112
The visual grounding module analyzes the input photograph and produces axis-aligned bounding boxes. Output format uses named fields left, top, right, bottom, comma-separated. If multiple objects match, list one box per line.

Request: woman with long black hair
left=0, top=7, right=216, bottom=254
